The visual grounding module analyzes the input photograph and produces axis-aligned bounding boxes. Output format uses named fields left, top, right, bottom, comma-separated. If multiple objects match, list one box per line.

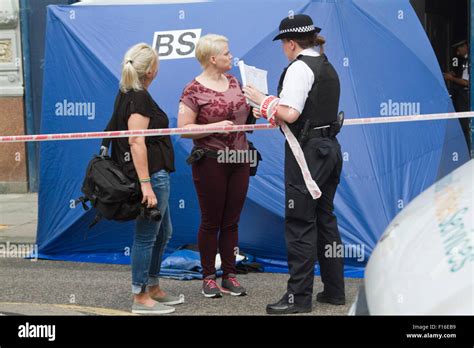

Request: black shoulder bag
left=75, top=95, right=142, bottom=229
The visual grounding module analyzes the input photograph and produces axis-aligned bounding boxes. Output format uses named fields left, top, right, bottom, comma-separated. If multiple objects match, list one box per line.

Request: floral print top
left=180, top=74, right=250, bottom=151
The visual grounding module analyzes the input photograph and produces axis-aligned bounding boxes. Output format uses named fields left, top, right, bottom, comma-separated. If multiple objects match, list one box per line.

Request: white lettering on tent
left=152, top=29, right=202, bottom=60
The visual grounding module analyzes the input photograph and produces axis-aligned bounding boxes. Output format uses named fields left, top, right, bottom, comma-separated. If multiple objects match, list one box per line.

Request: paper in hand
left=238, top=60, right=268, bottom=108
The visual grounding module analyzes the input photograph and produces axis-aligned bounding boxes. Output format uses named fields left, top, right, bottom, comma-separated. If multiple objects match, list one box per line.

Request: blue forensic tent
left=37, top=0, right=469, bottom=277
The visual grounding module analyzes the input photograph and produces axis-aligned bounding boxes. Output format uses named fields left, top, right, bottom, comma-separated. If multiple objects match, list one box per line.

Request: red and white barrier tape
left=0, top=111, right=471, bottom=144
left=1, top=110, right=472, bottom=200
left=280, top=122, right=322, bottom=199
left=0, top=123, right=275, bottom=143
left=344, top=111, right=473, bottom=126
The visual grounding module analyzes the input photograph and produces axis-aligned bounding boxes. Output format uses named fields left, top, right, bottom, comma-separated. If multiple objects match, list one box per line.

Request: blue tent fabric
left=37, top=0, right=469, bottom=278
left=160, top=250, right=204, bottom=280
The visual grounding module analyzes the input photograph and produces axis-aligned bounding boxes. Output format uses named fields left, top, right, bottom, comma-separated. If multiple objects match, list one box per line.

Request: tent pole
left=471, top=0, right=473, bottom=158
left=19, top=0, right=38, bottom=192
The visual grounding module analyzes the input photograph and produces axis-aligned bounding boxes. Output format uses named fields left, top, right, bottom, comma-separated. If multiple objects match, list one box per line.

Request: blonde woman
left=178, top=34, right=251, bottom=298
left=110, top=43, right=182, bottom=314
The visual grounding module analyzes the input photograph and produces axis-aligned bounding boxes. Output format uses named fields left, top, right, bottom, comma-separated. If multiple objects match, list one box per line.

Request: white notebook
left=238, top=60, right=269, bottom=108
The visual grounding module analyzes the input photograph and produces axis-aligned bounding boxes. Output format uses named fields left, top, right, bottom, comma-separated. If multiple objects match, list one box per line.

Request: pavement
left=0, top=193, right=363, bottom=316
left=0, top=193, right=38, bottom=244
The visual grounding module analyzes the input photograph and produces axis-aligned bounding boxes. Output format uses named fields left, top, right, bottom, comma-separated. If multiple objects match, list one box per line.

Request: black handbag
left=246, top=108, right=263, bottom=176
left=248, top=141, right=262, bottom=176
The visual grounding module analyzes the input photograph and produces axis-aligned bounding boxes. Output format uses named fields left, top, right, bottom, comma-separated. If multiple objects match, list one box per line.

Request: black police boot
left=266, top=293, right=312, bottom=315
left=316, top=291, right=346, bottom=305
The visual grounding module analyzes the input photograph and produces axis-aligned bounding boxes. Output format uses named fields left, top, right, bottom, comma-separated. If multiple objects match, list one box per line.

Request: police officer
left=444, top=39, right=471, bottom=151
left=244, top=14, right=345, bottom=314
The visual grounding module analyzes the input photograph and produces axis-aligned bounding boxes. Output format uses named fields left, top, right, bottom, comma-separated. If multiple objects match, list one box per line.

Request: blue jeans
left=131, top=169, right=173, bottom=294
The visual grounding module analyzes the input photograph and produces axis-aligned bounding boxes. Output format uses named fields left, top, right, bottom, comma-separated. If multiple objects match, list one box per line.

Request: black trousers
left=284, top=136, right=345, bottom=308
left=453, top=89, right=472, bottom=151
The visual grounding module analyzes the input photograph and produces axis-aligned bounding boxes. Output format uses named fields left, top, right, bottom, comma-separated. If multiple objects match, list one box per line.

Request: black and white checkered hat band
left=278, top=25, right=315, bottom=35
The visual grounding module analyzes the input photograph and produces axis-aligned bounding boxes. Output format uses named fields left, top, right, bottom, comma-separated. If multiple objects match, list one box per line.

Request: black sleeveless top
left=110, top=89, right=175, bottom=179
left=277, top=54, right=340, bottom=137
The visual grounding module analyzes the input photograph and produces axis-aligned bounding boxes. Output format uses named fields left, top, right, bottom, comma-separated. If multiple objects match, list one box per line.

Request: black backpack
left=76, top=97, right=142, bottom=229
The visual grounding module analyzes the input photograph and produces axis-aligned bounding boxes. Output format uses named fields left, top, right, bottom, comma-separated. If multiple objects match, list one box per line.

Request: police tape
left=0, top=124, right=275, bottom=143
left=343, top=111, right=473, bottom=126
left=280, top=121, right=322, bottom=199
left=0, top=111, right=472, bottom=144
left=1, top=110, right=471, bottom=201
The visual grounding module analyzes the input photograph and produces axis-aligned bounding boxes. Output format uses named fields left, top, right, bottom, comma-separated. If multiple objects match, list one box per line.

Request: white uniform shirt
left=462, top=54, right=469, bottom=82
left=278, top=48, right=320, bottom=114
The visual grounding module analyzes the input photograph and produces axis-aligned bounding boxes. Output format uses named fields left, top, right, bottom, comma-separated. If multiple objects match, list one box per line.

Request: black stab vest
left=277, top=53, right=340, bottom=137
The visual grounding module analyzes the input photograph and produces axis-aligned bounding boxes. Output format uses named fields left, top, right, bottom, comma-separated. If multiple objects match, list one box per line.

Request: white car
left=350, top=160, right=473, bottom=315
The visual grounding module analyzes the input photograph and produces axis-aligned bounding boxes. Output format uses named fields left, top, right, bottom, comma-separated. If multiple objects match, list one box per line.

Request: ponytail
left=316, top=35, right=325, bottom=54
left=119, top=43, right=158, bottom=93
left=120, top=60, right=141, bottom=92
left=293, top=33, right=326, bottom=53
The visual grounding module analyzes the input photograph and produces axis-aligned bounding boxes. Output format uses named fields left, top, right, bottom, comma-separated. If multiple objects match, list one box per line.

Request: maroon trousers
left=192, top=157, right=250, bottom=278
